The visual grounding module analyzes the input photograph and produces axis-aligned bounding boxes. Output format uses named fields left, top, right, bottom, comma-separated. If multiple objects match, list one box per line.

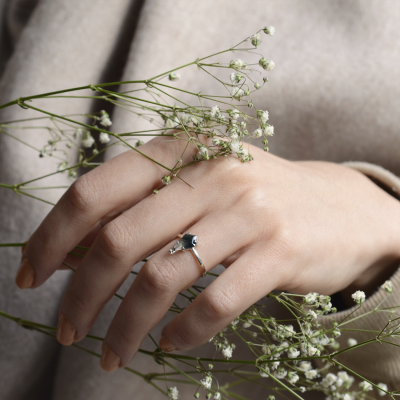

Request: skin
left=16, top=136, right=400, bottom=371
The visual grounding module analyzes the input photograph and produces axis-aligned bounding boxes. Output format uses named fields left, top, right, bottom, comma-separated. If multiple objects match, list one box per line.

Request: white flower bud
left=359, top=381, right=373, bottom=391
left=377, top=383, right=388, bottom=396
left=257, top=109, right=269, bottom=123
left=99, top=110, right=112, bottom=127
left=250, top=33, right=261, bottom=47
left=264, top=125, right=274, bottom=136
left=198, top=146, right=210, bottom=161
left=351, top=290, right=366, bottom=305
left=81, top=131, right=95, bottom=148
left=231, top=87, right=244, bottom=100
left=167, top=386, right=179, bottom=400
left=253, top=128, right=263, bottom=138
left=229, top=59, right=246, bottom=70
left=254, top=82, right=261, bottom=89
left=169, top=72, right=181, bottom=81
left=99, top=132, right=110, bottom=144
left=305, top=370, right=318, bottom=380
left=259, top=57, right=275, bottom=71
left=161, top=175, right=171, bottom=185
left=263, top=26, right=276, bottom=36
left=347, top=338, right=357, bottom=347
left=381, top=280, right=393, bottom=293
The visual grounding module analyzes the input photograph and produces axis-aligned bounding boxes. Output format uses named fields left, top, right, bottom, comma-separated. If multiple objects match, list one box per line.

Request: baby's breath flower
left=377, top=383, right=388, bottom=396
left=167, top=386, right=179, bottom=400
left=135, top=140, right=144, bottom=147
left=81, top=131, right=95, bottom=148
left=99, top=132, right=110, bottom=144
left=381, top=280, right=393, bottom=293
left=274, top=367, right=287, bottom=379
left=263, top=76, right=269, bottom=83
left=352, top=290, right=366, bottom=305
left=304, top=292, right=318, bottom=304
left=359, top=381, right=373, bottom=391
left=299, top=387, right=306, bottom=393
left=343, top=394, right=353, bottom=400
left=210, top=105, right=221, bottom=119
left=254, top=82, right=261, bottom=89
left=229, top=108, right=240, bottom=119
left=222, top=345, right=233, bottom=359
left=268, top=396, right=275, bottom=400
left=194, top=393, right=200, bottom=399
left=99, top=110, right=112, bottom=127
left=347, top=338, right=357, bottom=347
left=251, top=128, right=262, bottom=138
left=307, top=310, right=318, bottom=320
left=259, top=57, right=275, bottom=71
left=262, top=344, right=275, bottom=355
left=299, top=361, right=312, bottom=371
left=308, top=345, right=319, bottom=357
left=259, top=364, right=270, bottom=377
left=287, top=347, right=300, bottom=358
left=305, top=370, right=318, bottom=380
left=230, top=72, right=243, bottom=84
left=178, top=112, right=190, bottom=125
left=332, top=329, right=341, bottom=338
left=166, top=116, right=180, bottom=129
left=287, top=372, right=299, bottom=384
left=57, top=162, right=67, bottom=171
left=169, top=72, right=181, bottom=81
left=250, top=33, right=261, bottom=47
left=230, top=140, right=241, bottom=154
left=229, top=59, right=246, bottom=70
left=206, top=394, right=212, bottom=400
left=322, top=373, right=337, bottom=388
left=92, top=149, right=99, bottom=156
left=198, top=146, right=210, bottom=161
left=161, top=175, right=171, bottom=185
left=231, top=87, right=244, bottom=100
left=264, top=125, right=274, bottom=136
left=214, top=392, right=221, bottom=400
left=200, top=375, right=212, bottom=390
left=263, top=26, right=276, bottom=35
left=257, top=109, right=269, bottom=123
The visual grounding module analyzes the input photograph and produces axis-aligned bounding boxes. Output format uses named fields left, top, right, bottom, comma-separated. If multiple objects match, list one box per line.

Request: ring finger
left=100, top=208, right=255, bottom=371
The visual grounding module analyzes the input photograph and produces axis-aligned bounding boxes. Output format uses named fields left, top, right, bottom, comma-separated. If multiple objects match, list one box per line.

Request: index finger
left=16, top=137, right=190, bottom=289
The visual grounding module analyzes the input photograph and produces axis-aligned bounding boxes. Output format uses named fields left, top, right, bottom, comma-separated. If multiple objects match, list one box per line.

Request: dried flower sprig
left=0, top=26, right=398, bottom=400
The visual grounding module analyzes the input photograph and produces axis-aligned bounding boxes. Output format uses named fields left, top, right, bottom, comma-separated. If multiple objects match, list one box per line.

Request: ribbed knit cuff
left=318, top=162, right=400, bottom=388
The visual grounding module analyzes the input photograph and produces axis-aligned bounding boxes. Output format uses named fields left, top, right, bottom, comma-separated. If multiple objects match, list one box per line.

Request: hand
left=16, top=136, right=400, bottom=372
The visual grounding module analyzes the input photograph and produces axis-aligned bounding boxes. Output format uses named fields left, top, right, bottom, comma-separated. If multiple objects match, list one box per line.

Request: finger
left=159, top=246, right=284, bottom=353
left=55, top=177, right=211, bottom=346
left=16, top=137, right=192, bottom=289
left=99, top=209, right=256, bottom=371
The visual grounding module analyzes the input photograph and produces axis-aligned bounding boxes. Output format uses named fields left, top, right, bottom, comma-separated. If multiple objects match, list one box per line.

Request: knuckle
left=202, top=289, right=237, bottom=321
left=66, top=174, right=100, bottom=214
left=141, top=257, right=180, bottom=295
left=98, top=218, right=134, bottom=260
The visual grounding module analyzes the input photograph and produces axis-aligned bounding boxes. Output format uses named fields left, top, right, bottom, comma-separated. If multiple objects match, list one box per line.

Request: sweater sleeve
left=318, top=161, right=400, bottom=389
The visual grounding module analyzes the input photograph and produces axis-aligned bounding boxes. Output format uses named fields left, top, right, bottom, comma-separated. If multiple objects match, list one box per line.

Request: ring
left=169, top=233, right=206, bottom=277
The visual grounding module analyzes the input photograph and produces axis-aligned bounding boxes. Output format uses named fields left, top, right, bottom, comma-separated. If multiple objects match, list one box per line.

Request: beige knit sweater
left=0, top=1, right=399, bottom=399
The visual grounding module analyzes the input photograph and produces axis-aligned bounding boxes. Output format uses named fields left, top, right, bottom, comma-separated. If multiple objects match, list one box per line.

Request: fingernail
left=15, top=258, right=35, bottom=289
left=56, top=313, right=76, bottom=346
left=159, top=335, right=178, bottom=352
left=100, top=343, right=121, bottom=372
